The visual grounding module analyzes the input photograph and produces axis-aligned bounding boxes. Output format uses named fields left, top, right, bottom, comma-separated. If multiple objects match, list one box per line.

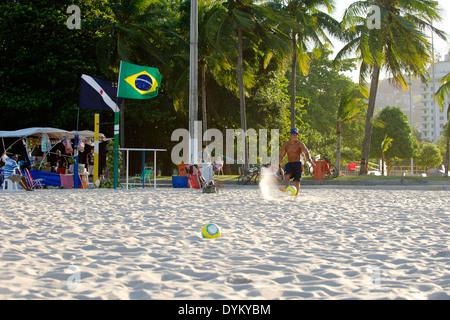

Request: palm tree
left=96, top=0, right=171, bottom=147
left=335, top=88, right=361, bottom=174
left=442, top=122, right=450, bottom=177
left=434, top=71, right=450, bottom=176
left=96, top=0, right=169, bottom=78
left=380, top=135, right=393, bottom=176
left=434, top=71, right=450, bottom=109
left=207, top=0, right=290, bottom=168
left=276, top=0, right=342, bottom=129
left=336, top=0, right=446, bottom=175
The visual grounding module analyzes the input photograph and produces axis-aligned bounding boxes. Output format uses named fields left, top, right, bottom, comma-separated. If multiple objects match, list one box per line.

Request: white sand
left=0, top=181, right=449, bottom=300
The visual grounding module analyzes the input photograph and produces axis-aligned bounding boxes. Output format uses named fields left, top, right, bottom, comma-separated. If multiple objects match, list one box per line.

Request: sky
left=329, top=0, right=450, bottom=82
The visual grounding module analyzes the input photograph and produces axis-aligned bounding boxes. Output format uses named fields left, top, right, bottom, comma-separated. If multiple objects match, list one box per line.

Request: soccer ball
left=202, top=223, right=221, bottom=238
left=286, top=186, right=297, bottom=196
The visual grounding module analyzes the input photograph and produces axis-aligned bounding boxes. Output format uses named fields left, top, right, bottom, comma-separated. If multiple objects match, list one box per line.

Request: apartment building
left=419, top=53, right=450, bottom=143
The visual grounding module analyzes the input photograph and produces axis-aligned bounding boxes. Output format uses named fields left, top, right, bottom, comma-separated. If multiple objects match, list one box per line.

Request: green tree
left=380, top=135, right=393, bottom=176
left=295, top=50, right=365, bottom=158
left=0, top=0, right=110, bottom=130
left=434, top=71, right=450, bottom=110
left=336, top=88, right=362, bottom=173
left=370, top=106, right=418, bottom=164
left=416, top=143, right=442, bottom=174
left=434, top=68, right=450, bottom=176
left=275, top=0, right=342, bottom=129
left=444, top=123, right=450, bottom=176
left=336, top=0, right=446, bottom=175
left=206, top=0, right=290, bottom=168
left=95, top=0, right=171, bottom=147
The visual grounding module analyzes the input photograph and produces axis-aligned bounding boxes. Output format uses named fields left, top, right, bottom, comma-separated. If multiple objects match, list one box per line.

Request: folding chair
left=24, top=168, right=44, bottom=189
left=213, top=156, right=224, bottom=176
left=133, top=167, right=153, bottom=185
left=346, top=162, right=358, bottom=175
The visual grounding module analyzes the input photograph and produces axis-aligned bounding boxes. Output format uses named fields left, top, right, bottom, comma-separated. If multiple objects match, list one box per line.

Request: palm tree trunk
left=201, top=58, right=207, bottom=136
left=445, top=138, right=449, bottom=177
left=237, top=24, right=248, bottom=169
left=336, top=120, right=342, bottom=175
left=290, top=32, right=297, bottom=129
left=360, top=63, right=381, bottom=175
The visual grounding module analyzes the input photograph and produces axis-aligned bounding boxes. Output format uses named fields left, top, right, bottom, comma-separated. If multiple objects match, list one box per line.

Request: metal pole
left=74, top=134, right=79, bottom=189
left=409, top=75, right=413, bottom=174
left=432, top=28, right=438, bottom=144
left=126, top=150, right=129, bottom=189
left=142, top=151, right=146, bottom=189
left=114, top=149, right=118, bottom=190
left=189, top=0, right=198, bottom=165
left=154, top=151, right=157, bottom=189
left=94, top=114, right=100, bottom=186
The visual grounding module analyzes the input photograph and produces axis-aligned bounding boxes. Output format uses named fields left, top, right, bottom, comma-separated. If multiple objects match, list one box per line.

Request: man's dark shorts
left=284, top=161, right=302, bottom=182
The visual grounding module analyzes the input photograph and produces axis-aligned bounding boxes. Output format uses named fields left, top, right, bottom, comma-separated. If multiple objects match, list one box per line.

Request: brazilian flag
left=117, top=61, right=162, bottom=99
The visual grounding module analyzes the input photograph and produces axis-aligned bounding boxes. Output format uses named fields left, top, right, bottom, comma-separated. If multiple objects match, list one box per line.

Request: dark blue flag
left=79, top=74, right=119, bottom=112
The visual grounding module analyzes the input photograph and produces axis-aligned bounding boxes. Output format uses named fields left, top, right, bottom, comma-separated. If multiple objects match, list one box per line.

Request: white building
left=419, top=53, right=450, bottom=143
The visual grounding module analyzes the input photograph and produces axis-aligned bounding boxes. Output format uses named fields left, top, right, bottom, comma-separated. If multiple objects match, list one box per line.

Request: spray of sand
left=259, top=167, right=281, bottom=201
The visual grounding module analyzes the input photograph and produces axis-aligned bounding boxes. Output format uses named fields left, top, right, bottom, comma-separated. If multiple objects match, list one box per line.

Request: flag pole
left=94, top=113, right=100, bottom=187
left=74, top=100, right=80, bottom=189
left=114, top=61, right=123, bottom=189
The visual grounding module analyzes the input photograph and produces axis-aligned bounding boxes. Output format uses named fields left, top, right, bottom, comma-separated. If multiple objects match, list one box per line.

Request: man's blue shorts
left=284, top=161, right=302, bottom=182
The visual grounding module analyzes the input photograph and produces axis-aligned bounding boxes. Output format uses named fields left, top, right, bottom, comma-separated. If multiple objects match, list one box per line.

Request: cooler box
left=177, top=163, right=188, bottom=177
left=172, top=176, right=188, bottom=188
left=313, top=161, right=328, bottom=180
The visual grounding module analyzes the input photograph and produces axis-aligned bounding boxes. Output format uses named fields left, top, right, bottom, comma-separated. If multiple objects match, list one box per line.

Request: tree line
left=0, top=0, right=447, bottom=175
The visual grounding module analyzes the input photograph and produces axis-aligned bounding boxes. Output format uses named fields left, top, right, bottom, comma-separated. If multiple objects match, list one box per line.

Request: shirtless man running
left=277, top=128, right=314, bottom=196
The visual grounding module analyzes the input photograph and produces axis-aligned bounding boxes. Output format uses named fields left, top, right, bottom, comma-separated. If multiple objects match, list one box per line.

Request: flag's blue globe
left=135, top=74, right=153, bottom=92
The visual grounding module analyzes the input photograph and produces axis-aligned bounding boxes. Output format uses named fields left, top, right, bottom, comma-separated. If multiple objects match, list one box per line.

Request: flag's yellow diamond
left=124, top=71, right=159, bottom=95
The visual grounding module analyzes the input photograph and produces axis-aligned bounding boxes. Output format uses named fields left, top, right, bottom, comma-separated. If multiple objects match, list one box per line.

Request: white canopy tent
left=0, top=127, right=106, bottom=140
left=0, top=127, right=108, bottom=171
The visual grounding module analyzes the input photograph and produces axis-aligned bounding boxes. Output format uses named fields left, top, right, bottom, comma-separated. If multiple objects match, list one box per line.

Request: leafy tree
left=336, top=0, right=446, bottom=175
left=444, top=123, right=450, bottom=176
left=416, top=143, right=442, bottom=174
left=274, top=0, right=342, bottom=129
left=206, top=0, right=290, bottom=168
left=380, top=135, right=392, bottom=176
left=434, top=71, right=450, bottom=110
left=336, top=88, right=362, bottom=173
left=95, top=0, right=171, bottom=147
left=434, top=67, right=450, bottom=176
left=0, top=0, right=110, bottom=130
left=370, top=106, right=418, bottom=163
left=295, top=50, right=365, bottom=159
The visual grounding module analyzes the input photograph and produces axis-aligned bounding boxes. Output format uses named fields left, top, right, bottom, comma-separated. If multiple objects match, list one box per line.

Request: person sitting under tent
left=53, top=149, right=68, bottom=174
left=198, top=145, right=211, bottom=163
left=3, top=154, right=33, bottom=191
left=213, top=156, right=224, bottom=175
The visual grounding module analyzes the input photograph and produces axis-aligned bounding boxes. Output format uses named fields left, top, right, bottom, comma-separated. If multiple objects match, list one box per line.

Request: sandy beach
left=0, top=180, right=449, bottom=300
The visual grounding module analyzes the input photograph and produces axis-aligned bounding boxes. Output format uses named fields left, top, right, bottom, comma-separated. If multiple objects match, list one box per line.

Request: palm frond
left=435, top=72, right=450, bottom=110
